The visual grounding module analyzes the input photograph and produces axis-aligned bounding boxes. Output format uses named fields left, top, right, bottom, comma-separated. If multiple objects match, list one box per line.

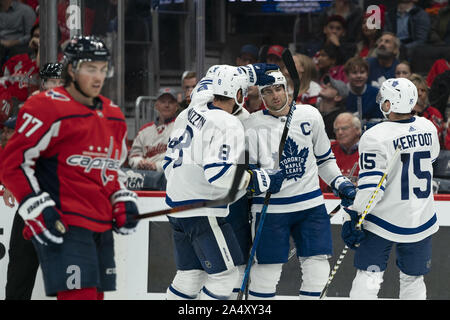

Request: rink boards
left=1, top=192, right=449, bottom=300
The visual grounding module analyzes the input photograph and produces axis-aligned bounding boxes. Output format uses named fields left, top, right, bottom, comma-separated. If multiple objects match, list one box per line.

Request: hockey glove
left=341, top=207, right=366, bottom=250
left=240, top=63, right=279, bottom=86
left=331, top=176, right=356, bottom=208
left=247, top=168, right=285, bottom=196
left=111, top=190, right=140, bottom=235
left=19, top=192, right=68, bottom=245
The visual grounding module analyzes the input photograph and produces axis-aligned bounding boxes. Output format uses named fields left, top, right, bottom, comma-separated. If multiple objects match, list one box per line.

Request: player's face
left=155, top=94, right=179, bottom=120
left=261, top=84, right=287, bottom=111
left=74, top=61, right=108, bottom=97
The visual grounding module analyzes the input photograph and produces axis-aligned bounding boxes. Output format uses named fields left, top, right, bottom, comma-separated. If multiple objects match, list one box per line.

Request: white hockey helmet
left=258, top=70, right=289, bottom=113
left=377, top=78, right=418, bottom=118
left=212, top=65, right=248, bottom=112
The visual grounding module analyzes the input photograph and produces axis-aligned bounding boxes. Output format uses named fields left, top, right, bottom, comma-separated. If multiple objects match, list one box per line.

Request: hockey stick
left=237, top=48, right=300, bottom=300
left=287, top=162, right=359, bottom=261
left=319, top=146, right=402, bottom=299
left=326, top=162, right=360, bottom=217
left=134, top=152, right=247, bottom=220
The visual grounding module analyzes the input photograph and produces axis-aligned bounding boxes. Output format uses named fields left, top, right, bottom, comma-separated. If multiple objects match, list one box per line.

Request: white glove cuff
left=110, top=189, right=138, bottom=205
left=332, top=175, right=350, bottom=190
left=19, top=192, right=56, bottom=221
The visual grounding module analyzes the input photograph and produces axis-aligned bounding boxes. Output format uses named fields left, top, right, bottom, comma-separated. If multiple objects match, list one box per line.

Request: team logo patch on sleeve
left=45, top=90, right=70, bottom=101
left=280, top=137, right=308, bottom=181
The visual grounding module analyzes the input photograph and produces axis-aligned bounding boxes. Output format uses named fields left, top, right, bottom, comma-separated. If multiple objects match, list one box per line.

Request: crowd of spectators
left=1, top=0, right=450, bottom=193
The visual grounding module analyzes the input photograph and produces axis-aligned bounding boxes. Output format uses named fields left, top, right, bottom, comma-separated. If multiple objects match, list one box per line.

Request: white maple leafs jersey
left=244, top=104, right=342, bottom=213
left=353, top=116, right=440, bottom=242
left=163, top=102, right=246, bottom=218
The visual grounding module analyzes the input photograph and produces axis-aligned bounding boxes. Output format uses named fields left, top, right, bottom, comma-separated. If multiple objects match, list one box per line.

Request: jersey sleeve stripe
left=206, top=163, right=232, bottom=183
left=358, top=183, right=385, bottom=191
left=316, top=156, right=336, bottom=166
left=21, top=121, right=61, bottom=194
left=358, top=171, right=384, bottom=179
left=162, top=156, right=172, bottom=170
left=203, top=162, right=231, bottom=169
left=315, top=148, right=332, bottom=159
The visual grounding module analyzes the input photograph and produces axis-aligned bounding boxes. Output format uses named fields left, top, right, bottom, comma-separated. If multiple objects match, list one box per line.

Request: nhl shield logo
left=280, top=137, right=308, bottom=181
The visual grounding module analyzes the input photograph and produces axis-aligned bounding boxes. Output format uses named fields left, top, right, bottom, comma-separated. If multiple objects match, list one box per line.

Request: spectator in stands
left=128, top=87, right=179, bottom=171
left=317, top=74, right=348, bottom=139
left=426, top=57, right=450, bottom=87
left=293, top=53, right=321, bottom=106
left=319, top=112, right=361, bottom=192
left=0, top=115, right=15, bottom=149
left=429, top=69, right=450, bottom=122
left=344, top=56, right=382, bottom=125
left=410, top=73, right=445, bottom=146
left=367, top=32, right=400, bottom=88
left=395, top=60, right=413, bottom=78
left=266, top=45, right=286, bottom=72
left=384, top=0, right=431, bottom=58
left=428, top=1, right=450, bottom=45
left=355, top=6, right=385, bottom=58
left=179, top=70, right=196, bottom=111
left=316, top=42, right=347, bottom=84
left=236, top=44, right=259, bottom=66
left=318, top=0, right=363, bottom=43
left=321, top=15, right=357, bottom=62
left=0, top=22, right=39, bottom=119
left=0, top=0, right=36, bottom=66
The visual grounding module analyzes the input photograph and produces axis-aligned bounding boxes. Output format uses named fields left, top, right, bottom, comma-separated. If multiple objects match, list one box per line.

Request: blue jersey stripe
left=315, top=148, right=332, bottom=160
left=317, top=156, right=336, bottom=166
left=205, top=163, right=232, bottom=183
left=248, top=290, right=276, bottom=298
left=358, top=184, right=385, bottom=191
left=365, top=213, right=437, bottom=235
left=162, top=156, right=172, bottom=170
left=253, top=188, right=322, bottom=205
left=165, top=195, right=227, bottom=209
left=299, top=290, right=321, bottom=297
left=359, top=171, right=384, bottom=179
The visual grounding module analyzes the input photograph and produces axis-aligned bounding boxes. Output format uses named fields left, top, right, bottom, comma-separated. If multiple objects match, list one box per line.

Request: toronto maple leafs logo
left=279, top=137, right=308, bottom=181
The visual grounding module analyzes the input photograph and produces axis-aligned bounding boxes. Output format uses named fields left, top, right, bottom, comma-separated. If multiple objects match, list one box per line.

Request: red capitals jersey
left=319, top=140, right=360, bottom=192
left=0, top=87, right=128, bottom=232
left=1, top=53, right=39, bottom=102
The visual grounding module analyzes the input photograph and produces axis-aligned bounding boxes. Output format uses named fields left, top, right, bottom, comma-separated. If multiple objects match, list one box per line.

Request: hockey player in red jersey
left=0, top=35, right=140, bottom=300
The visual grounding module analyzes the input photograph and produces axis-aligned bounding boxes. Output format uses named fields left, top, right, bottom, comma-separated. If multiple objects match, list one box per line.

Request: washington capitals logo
left=279, top=137, right=308, bottom=181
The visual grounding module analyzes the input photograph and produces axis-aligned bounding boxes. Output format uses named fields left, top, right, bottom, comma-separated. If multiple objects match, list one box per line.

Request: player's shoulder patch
left=45, top=89, right=71, bottom=101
